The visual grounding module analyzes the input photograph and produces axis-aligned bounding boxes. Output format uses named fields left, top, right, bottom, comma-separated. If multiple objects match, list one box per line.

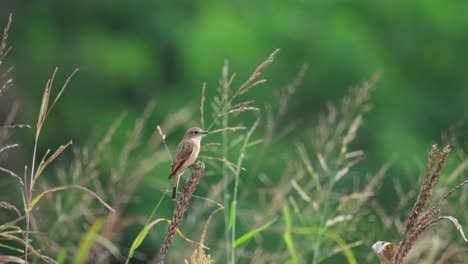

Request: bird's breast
left=191, top=141, right=200, bottom=158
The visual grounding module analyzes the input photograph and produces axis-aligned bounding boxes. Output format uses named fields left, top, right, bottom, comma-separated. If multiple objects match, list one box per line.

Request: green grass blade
left=72, top=218, right=105, bottom=264
left=282, top=206, right=297, bottom=262
left=125, top=218, right=166, bottom=264
left=233, top=219, right=276, bottom=247
left=21, top=189, right=27, bottom=215
left=293, top=227, right=358, bottom=264
left=55, top=247, right=67, bottom=264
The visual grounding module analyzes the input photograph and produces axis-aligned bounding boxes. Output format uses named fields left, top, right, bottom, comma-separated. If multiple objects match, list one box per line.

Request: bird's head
left=184, top=127, right=208, bottom=140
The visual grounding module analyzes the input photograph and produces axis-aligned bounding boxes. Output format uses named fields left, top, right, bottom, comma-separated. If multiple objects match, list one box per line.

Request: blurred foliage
left=0, top=0, right=467, bottom=263
left=1, top=0, right=466, bottom=154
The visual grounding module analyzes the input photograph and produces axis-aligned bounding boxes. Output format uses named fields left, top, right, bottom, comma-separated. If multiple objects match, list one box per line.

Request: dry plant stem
left=0, top=14, right=13, bottom=97
left=199, top=205, right=224, bottom=247
left=373, top=145, right=468, bottom=264
left=395, top=145, right=450, bottom=264
left=0, top=14, right=12, bottom=58
left=397, top=145, right=438, bottom=253
left=24, top=69, right=78, bottom=263
left=436, top=249, right=468, bottom=264
left=155, top=161, right=205, bottom=264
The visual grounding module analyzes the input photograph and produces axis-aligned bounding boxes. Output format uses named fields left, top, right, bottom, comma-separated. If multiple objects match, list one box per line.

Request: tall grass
left=1, top=16, right=115, bottom=263
left=22, top=67, right=118, bottom=263
left=201, top=50, right=280, bottom=263
left=0, top=13, right=467, bottom=263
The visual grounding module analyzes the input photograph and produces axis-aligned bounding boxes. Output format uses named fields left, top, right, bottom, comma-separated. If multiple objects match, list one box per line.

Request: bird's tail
left=172, top=186, right=177, bottom=200
left=172, top=177, right=178, bottom=200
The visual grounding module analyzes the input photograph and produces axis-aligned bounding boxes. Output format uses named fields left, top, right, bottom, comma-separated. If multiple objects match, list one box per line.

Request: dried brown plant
left=186, top=248, right=212, bottom=264
left=372, top=144, right=468, bottom=264
left=184, top=201, right=223, bottom=264
left=0, top=14, right=12, bottom=97
left=154, top=161, right=206, bottom=264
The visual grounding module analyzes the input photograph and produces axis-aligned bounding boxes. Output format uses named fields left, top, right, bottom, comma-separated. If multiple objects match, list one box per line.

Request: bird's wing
left=169, top=140, right=193, bottom=178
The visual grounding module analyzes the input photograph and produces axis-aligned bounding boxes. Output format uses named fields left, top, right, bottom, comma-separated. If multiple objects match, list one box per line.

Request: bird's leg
left=190, top=162, right=201, bottom=170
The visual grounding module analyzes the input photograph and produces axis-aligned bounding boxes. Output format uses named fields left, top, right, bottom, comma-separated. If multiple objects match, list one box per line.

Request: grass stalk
left=230, top=117, right=259, bottom=263
left=215, top=60, right=233, bottom=263
left=311, top=177, right=337, bottom=264
left=222, top=114, right=231, bottom=263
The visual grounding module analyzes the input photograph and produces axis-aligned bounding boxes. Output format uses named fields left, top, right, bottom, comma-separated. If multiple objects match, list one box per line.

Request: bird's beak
left=202, top=130, right=208, bottom=135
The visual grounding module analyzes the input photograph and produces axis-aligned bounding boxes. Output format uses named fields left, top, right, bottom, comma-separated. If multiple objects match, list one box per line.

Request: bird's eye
left=193, top=130, right=199, bottom=134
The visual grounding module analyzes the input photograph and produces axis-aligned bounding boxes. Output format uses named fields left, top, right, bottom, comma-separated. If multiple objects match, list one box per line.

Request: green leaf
left=293, top=227, right=358, bottom=264
left=55, top=247, right=68, bottom=264
left=234, top=219, right=276, bottom=247
left=73, top=218, right=105, bottom=264
left=282, top=206, right=297, bottom=261
left=125, top=218, right=166, bottom=264
left=125, top=217, right=204, bottom=264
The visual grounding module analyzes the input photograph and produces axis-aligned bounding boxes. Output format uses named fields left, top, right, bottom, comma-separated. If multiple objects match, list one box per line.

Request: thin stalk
left=222, top=114, right=231, bottom=263
left=24, top=127, right=41, bottom=263
left=145, top=190, right=169, bottom=227
left=23, top=173, right=30, bottom=262
left=30, top=133, right=39, bottom=193
left=230, top=119, right=258, bottom=264
left=312, top=178, right=337, bottom=264
left=142, top=126, right=172, bottom=229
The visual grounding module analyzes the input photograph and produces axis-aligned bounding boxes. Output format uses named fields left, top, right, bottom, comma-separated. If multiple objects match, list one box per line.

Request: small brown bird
left=169, top=127, right=208, bottom=200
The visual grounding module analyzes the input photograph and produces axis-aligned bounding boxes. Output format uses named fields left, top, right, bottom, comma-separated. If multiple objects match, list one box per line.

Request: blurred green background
left=2, top=0, right=466, bottom=158
left=1, top=0, right=467, bottom=263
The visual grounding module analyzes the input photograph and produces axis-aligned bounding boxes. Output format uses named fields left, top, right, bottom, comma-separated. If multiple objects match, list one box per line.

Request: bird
left=169, top=127, right=208, bottom=200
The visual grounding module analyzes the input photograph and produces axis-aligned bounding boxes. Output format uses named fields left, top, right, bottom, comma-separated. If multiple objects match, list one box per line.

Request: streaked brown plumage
left=169, top=127, right=208, bottom=200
